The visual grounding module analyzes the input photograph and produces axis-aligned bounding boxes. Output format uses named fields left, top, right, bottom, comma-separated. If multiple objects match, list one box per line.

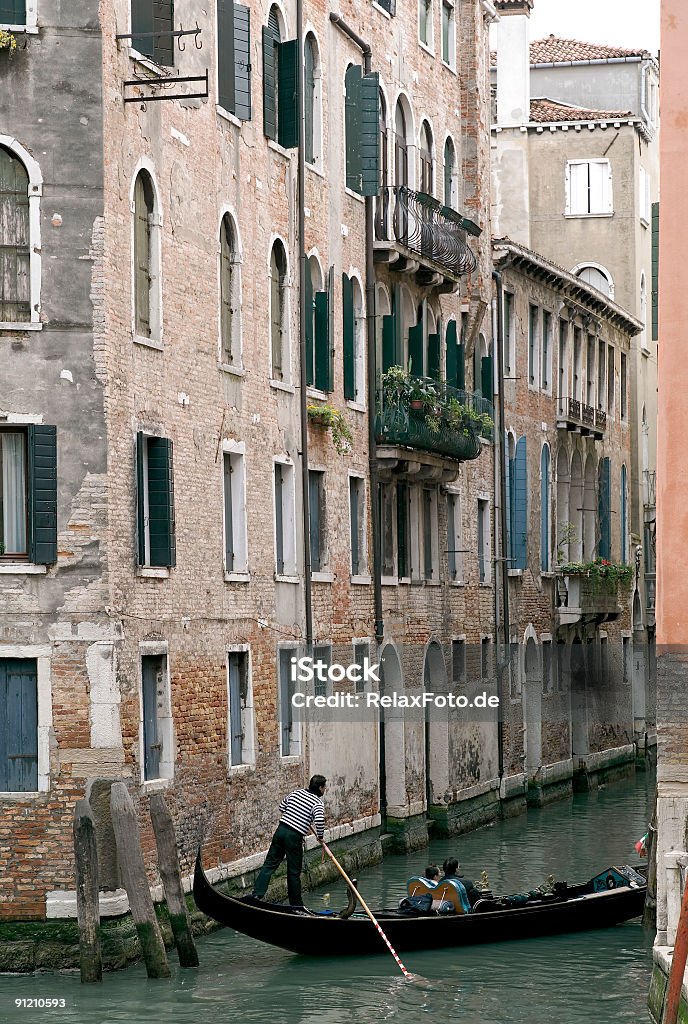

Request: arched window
left=305, top=255, right=331, bottom=391
left=394, top=100, right=409, bottom=188
left=219, top=214, right=241, bottom=367
left=375, top=89, right=390, bottom=240
left=569, top=451, right=583, bottom=561
left=583, top=454, right=596, bottom=561
left=621, top=464, right=629, bottom=563
left=575, top=264, right=613, bottom=298
left=133, top=169, right=161, bottom=341
left=343, top=274, right=366, bottom=403
left=0, top=142, right=42, bottom=327
left=420, top=120, right=433, bottom=196
left=376, top=283, right=391, bottom=374
left=304, top=34, right=320, bottom=166
left=541, top=444, right=551, bottom=572
left=555, top=447, right=570, bottom=564
left=270, top=239, right=289, bottom=381
left=598, top=457, right=611, bottom=560
left=263, top=6, right=297, bottom=149
left=443, top=136, right=458, bottom=210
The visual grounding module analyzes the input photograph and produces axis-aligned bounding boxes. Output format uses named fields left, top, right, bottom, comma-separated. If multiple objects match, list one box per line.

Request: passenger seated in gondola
left=439, top=858, right=481, bottom=908
left=424, top=864, right=440, bottom=882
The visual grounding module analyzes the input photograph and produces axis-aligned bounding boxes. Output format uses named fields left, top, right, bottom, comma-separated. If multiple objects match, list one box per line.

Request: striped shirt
left=279, top=788, right=325, bottom=839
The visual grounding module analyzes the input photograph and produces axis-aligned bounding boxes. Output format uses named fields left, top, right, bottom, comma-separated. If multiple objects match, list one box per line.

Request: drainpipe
left=329, top=13, right=384, bottom=644
left=492, top=269, right=510, bottom=782
left=297, top=0, right=313, bottom=650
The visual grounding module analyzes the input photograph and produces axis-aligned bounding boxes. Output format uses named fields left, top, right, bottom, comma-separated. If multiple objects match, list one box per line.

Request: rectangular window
left=639, top=166, right=651, bottom=225
left=566, top=160, right=612, bottom=216
left=541, top=310, right=552, bottom=392
left=375, top=0, right=396, bottom=13
left=309, top=469, right=326, bottom=573
left=528, top=305, right=539, bottom=387
left=422, top=487, right=438, bottom=580
left=452, top=639, right=466, bottom=684
left=278, top=646, right=300, bottom=756
left=586, top=334, right=595, bottom=407
left=478, top=498, right=489, bottom=583
left=504, top=291, right=515, bottom=378
left=227, top=651, right=253, bottom=766
left=620, top=353, right=628, bottom=420
left=136, top=434, right=176, bottom=569
left=223, top=449, right=247, bottom=575
left=313, top=643, right=331, bottom=698
left=419, top=0, right=433, bottom=48
left=0, top=429, right=27, bottom=558
left=141, top=653, right=172, bottom=782
left=353, top=641, right=370, bottom=694
left=0, top=658, right=38, bottom=792
left=131, top=0, right=175, bottom=67
left=380, top=483, right=395, bottom=578
left=607, top=346, right=615, bottom=415
left=274, top=461, right=296, bottom=576
left=573, top=328, right=582, bottom=402
left=441, top=0, right=455, bottom=67
left=0, top=1, right=27, bottom=28
left=542, top=639, right=553, bottom=694
left=349, top=475, right=366, bottom=576
left=397, top=482, right=409, bottom=579
left=446, top=490, right=463, bottom=582
left=262, top=30, right=299, bottom=148
left=597, top=339, right=606, bottom=410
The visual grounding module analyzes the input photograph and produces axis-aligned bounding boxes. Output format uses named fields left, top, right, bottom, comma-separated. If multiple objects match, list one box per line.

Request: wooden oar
left=313, top=832, right=413, bottom=979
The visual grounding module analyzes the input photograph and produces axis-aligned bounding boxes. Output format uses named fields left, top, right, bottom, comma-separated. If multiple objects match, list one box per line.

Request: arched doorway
left=423, top=641, right=448, bottom=808
left=379, top=644, right=405, bottom=826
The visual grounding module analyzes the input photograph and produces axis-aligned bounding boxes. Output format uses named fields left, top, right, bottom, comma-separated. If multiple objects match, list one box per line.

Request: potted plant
left=307, top=403, right=353, bottom=455
left=0, top=30, right=17, bottom=55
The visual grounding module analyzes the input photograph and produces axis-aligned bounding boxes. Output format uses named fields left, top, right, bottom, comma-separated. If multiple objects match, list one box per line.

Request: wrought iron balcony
left=557, top=397, right=604, bottom=439
left=375, top=375, right=493, bottom=463
left=595, top=409, right=607, bottom=434
left=557, top=397, right=581, bottom=431
left=374, top=186, right=477, bottom=285
left=581, top=403, right=595, bottom=431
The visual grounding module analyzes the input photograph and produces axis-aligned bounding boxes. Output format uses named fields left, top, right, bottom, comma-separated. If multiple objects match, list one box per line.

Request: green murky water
left=0, top=770, right=655, bottom=1024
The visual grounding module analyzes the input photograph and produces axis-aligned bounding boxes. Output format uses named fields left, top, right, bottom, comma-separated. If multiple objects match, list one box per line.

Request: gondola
left=193, top=853, right=647, bottom=956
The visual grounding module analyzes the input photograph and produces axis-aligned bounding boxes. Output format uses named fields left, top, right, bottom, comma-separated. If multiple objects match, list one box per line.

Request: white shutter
left=588, top=161, right=604, bottom=214
left=568, top=162, right=589, bottom=215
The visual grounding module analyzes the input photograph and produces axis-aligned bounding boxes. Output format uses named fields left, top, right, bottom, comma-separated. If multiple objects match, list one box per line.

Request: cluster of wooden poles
left=73, top=782, right=198, bottom=982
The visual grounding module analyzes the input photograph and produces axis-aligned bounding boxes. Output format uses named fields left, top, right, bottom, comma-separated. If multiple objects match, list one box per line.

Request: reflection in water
left=0, top=770, right=654, bottom=1024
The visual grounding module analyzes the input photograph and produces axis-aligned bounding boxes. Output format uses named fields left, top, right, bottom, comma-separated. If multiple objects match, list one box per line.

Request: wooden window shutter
left=408, top=322, right=423, bottom=376
left=396, top=482, right=409, bottom=579
left=342, top=274, right=356, bottom=400
left=233, top=5, right=252, bottom=121
left=423, top=490, right=433, bottom=579
left=445, top=320, right=458, bottom=388
left=0, top=146, right=30, bottom=323
left=0, top=659, right=38, bottom=793
left=540, top=446, right=550, bottom=572
left=0, top=0, right=26, bottom=22
left=382, top=314, right=395, bottom=373
left=131, top=0, right=154, bottom=58
left=304, top=263, right=314, bottom=386
left=153, top=0, right=175, bottom=67
left=134, top=174, right=152, bottom=338
left=135, top=432, right=146, bottom=565
left=308, top=471, right=321, bottom=572
left=262, top=25, right=277, bottom=140
left=651, top=201, right=659, bottom=341
left=349, top=478, right=360, bottom=576
left=428, top=331, right=441, bottom=381
left=28, top=425, right=57, bottom=565
left=513, top=435, right=528, bottom=570
left=345, top=65, right=363, bottom=193
left=304, top=38, right=315, bottom=164
left=217, top=0, right=236, bottom=114
left=598, top=457, right=611, bottom=560
left=457, top=342, right=465, bottom=390
left=481, top=355, right=493, bottom=400
left=274, top=465, right=284, bottom=574
left=314, top=289, right=330, bottom=391
left=147, top=436, right=176, bottom=568
left=228, top=653, right=243, bottom=765
left=277, top=40, right=299, bottom=149
left=360, top=72, right=380, bottom=197
left=224, top=453, right=234, bottom=572
left=270, top=247, right=283, bottom=378
left=504, top=435, right=512, bottom=566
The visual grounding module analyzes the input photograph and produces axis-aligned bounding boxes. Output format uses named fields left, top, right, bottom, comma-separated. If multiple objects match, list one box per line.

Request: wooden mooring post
left=149, top=792, right=199, bottom=968
left=110, top=782, right=171, bottom=979
left=73, top=799, right=102, bottom=983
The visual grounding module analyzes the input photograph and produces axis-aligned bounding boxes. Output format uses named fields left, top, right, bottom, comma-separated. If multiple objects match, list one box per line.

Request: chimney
left=493, top=0, right=533, bottom=126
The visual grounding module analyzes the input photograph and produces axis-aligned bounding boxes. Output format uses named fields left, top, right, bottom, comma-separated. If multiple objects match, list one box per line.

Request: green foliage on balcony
left=556, top=558, right=634, bottom=593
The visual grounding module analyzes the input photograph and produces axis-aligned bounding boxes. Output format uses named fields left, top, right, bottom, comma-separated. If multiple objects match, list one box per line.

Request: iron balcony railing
left=374, top=186, right=477, bottom=278
left=376, top=375, right=493, bottom=462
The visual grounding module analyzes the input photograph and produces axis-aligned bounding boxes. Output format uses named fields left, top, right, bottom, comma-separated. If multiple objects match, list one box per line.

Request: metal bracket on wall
left=123, top=69, right=209, bottom=104
left=116, top=23, right=203, bottom=51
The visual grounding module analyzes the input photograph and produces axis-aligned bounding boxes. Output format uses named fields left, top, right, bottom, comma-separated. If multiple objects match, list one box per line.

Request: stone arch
left=556, top=445, right=570, bottom=564
left=570, top=450, right=583, bottom=560
left=423, top=640, right=448, bottom=806
left=379, top=643, right=406, bottom=819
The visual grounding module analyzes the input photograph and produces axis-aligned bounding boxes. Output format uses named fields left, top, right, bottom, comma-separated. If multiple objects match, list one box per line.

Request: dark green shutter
left=153, top=0, right=175, bottom=67
left=382, top=314, right=395, bottom=373
left=396, top=483, right=408, bottom=579
left=0, top=0, right=26, bottom=22
left=408, top=322, right=423, bottom=376
left=131, top=0, right=154, bottom=58
left=136, top=432, right=146, bottom=565
left=481, top=355, right=493, bottom=400
left=428, top=332, right=441, bottom=380
left=513, top=436, right=527, bottom=570
left=233, top=5, right=252, bottom=121
left=360, top=72, right=380, bottom=197
left=147, top=437, right=176, bottom=568
left=278, top=39, right=299, bottom=149
left=349, top=479, right=360, bottom=576
left=445, top=320, right=458, bottom=388
left=342, top=274, right=356, bottom=400
left=217, top=0, right=236, bottom=113
left=275, top=464, right=284, bottom=574
left=314, top=290, right=330, bottom=391
left=457, top=342, right=465, bottom=390
left=262, top=26, right=277, bottom=140
left=305, top=266, right=314, bottom=387
left=28, top=425, right=57, bottom=565
left=598, top=457, right=611, bottom=560
left=345, top=65, right=363, bottom=193
left=651, top=201, right=659, bottom=341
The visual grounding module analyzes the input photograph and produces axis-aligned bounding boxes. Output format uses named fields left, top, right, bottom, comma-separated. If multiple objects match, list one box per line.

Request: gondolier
left=252, top=775, right=327, bottom=908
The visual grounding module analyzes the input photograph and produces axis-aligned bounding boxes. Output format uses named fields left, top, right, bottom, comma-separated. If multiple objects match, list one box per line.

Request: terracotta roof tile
left=529, top=98, right=633, bottom=123
left=490, top=35, right=652, bottom=69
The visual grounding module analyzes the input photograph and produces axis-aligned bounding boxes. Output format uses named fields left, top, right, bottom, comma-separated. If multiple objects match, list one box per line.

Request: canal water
left=2, top=770, right=655, bottom=1024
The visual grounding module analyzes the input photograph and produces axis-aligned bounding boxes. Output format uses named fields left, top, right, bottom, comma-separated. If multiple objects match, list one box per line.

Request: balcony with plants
left=555, top=557, right=633, bottom=626
left=376, top=366, right=494, bottom=464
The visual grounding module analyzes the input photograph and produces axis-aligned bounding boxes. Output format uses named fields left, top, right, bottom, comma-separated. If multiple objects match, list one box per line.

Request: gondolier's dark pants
left=253, top=822, right=305, bottom=906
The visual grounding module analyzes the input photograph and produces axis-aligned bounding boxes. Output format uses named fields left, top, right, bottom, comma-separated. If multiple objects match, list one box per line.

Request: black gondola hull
left=192, top=855, right=646, bottom=956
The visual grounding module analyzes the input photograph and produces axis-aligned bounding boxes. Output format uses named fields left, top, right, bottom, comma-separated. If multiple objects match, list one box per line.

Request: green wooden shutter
left=349, top=479, right=360, bottom=576
left=131, top=0, right=154, bottom=58
left=305, top=265, right=314, bottom=387
left=360, top=71, right=380, bottom=197
left=408, top=322, right=423, bottom=376
left=457, top=342, right=465, bottom=390
left=233, top=5, right=252, bottom=121
left=345, top=65, right=363, bottom=193
left=396, top=482, right=409, bottom=579
left=382, top=314, right=395, bottom=373
left=342, top=274, right=356, bottom=400
left=428, top=332, right=441, bottom=381
left=513, top=435, right=528, bottom=570
left=217, top=0, right=236, bottom=113
left=0, top=0, right=26, bottom=23
left=481, top=355, right=493, bottom=400
left=223, top=453, right=234, bottom=572
left=651, top=201, right=659, bottom=341
left=278, top=39, right=299, bottom=149
left=153, top=0, right=175, bottom=67
left=314, top=290, right=330, bottom=391
left=136, top=432, right=146, bottom=565
left=0, top=659, right=38, bottom=793
left=598, top=457, right=611, bottom=560
left=147, top=437, right=176, bottom=568
left=445, top=320, right=458, bottom=388
left=27, top=425, right=57, bottom=565
left=262, top=26, right=277, bottom=140
left=274, top=464, right=284, bottom=574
